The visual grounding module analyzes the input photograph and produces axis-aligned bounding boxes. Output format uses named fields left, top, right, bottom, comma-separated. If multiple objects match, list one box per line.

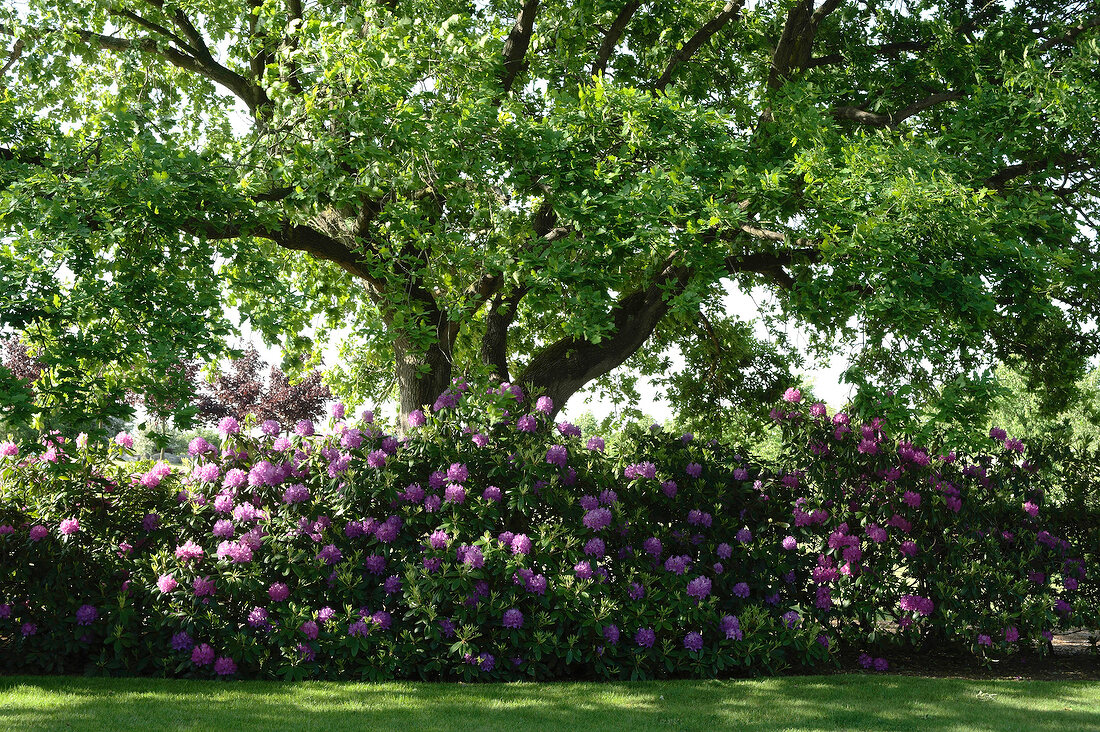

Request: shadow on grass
left=1, top=674, right=1099, bottom=731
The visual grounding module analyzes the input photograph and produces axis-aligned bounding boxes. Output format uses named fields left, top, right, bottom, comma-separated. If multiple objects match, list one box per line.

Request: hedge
left=1, top=383, right=1095, bottom=680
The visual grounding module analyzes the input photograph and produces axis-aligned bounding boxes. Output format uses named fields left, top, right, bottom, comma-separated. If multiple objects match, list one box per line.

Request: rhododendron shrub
left=0, top=385, right=1095, bottom=680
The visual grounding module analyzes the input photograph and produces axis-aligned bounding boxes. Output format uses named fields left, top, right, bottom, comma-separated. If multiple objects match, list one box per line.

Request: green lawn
left=1, top=675, right=1098, bottom=731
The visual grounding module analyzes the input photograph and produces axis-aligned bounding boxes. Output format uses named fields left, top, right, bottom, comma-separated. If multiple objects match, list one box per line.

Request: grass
left=1, top=675, right=1098, bottom=731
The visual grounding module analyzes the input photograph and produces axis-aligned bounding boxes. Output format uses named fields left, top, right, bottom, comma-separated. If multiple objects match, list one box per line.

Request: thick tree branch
left=985, top=151, right=1093, bottom=192
left=501, top=0, right=540, bottom=94
left=57, top=26, right=261, bottom=112
left=248, top=0, right=272, bottom=89
left=518, top=264, right=693, bottom=414
left=805, top=40, right=928, bottom=68
left=654, top=0, right=746, bottom=92
left=1037, top=15, right=1100, bottom=51
left=592, top=0, right=641, bottom=77
left=831, top=90, right=965, bottom=128
left=0, top=38, right=22, bottom=78
left=481, top=286, right=528, bottom=381
left=141, top=0, right=213, bottom=61
left=109, top=9, right=193, bottom=53
left=284, top=0, right=305, bottom=93
left=768, top=0, right=843, bottom=90
left=465, top=200, right=569, bottom=319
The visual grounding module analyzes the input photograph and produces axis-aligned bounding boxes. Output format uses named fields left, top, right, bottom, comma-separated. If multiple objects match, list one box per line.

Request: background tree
left=190, top=346, right=332, bottom=426
left=2, top=0, right=1099, bottom=427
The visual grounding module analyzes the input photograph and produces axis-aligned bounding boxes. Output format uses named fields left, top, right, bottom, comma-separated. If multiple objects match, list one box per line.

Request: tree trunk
left=394, top=336, right=453, bottom=428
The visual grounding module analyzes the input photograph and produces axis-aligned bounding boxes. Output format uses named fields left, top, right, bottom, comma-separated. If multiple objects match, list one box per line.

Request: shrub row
left=1, top=384, right=1095, bottom=680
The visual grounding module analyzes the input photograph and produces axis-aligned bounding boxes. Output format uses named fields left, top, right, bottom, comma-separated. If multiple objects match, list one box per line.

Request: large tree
left=2, top=0, right=1099, bottom=428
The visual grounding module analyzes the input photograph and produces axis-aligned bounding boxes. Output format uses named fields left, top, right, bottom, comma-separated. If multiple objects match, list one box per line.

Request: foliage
left=989, top=365, right=1100, bottom=449
left=0, top=386, right=1094, bottom=681
left=2, top=0, right=1100, bottom=422
left=190, top=347, right=332, bottom=428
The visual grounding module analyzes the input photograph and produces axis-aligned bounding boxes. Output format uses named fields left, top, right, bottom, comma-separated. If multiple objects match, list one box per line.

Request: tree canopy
left=2, top=0, right=1099, bottom=430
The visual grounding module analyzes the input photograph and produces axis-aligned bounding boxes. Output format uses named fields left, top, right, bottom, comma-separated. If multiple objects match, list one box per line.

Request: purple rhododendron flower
left=365, top=555, right=387, bottom=575
left=584, top=538, right=605, bottom=557
left=898, top=595, right=935, bottom=617
left=175, top=540, right=204, bottom=562
left=684, top=631, right=704, bottom=652
left=192, top=576, right=216, bottom=597
left=214, top=656, right=237, bottom=675
left=75, top=604, right=98, bottom=625
left=191, top=643, right=215, bottom=666
left=511, top=534, right=533, bottom=555
left=586, top=436, right=605, bottom=452
left=733, top=582, right=750, bottom=598
left=268, top=583, right=290, bottom=602
left=171, top=631, right=193, bottom=651
left=686, top=462, right=702, bottom=478
left=558, top=421, right=581, bottom=437
left=247, top=607, right=268, bottom=628
left=516, top=415, right=537, bottom=433
left=458, top=545, right=485, bottom=568
left=503, top=609, right=524, bottom=629
left=59, top=518, right=80, bottom=535
left=686, top=576, right=712, bottom=600
left=283, top=484, right=310, bottom=504
left=317, top=544, right=342, bottom=565
left=635, top=628, right=656, bottom=648
left=664, top=555, right=691, bottom=575
left=720, top=615, right=743, bottom=640
left=545, top=445, right=568, bottom=467
left=583, top=508, right=612, bottom=531
left=447, top=463, right=469, bottom=483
